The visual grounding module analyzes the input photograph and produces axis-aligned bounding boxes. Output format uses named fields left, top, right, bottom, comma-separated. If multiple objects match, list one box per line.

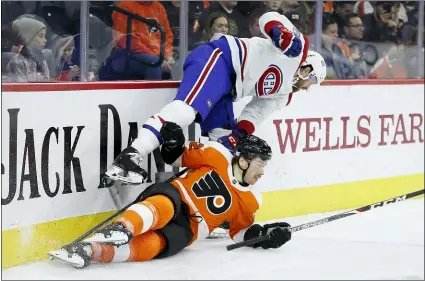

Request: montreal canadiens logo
left=255, top=65, right=283, bottom=97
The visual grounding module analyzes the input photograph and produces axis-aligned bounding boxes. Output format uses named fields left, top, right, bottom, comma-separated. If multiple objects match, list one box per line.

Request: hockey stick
left=226, top=188, right=424, bottom=251
left=68, top=167, right=190, bottom=247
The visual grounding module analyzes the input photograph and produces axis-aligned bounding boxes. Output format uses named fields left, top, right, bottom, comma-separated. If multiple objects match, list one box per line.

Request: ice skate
left=104, top=146, right=148, bottom=184
left=83, top=223, right=133, bottom=246
left=207, top=221, right=230, bottom=239
left=48, top=242, right=92, bottom=269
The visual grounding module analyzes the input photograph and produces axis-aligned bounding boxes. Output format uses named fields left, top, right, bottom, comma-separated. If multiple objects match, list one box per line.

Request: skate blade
left=48, top=249, right=86, bottom=268
left=83, top=233, right=129, bottom=245
left=105, top=166, right=145, bottom=185
left=206, top=228, right=228, bottom=239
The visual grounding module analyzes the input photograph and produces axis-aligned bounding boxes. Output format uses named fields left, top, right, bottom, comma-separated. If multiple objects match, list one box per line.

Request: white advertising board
left=234, top=84, right=424, bottom=192
left=1, top=82, right=424, bottom=230
left=1, top=86, right=178, bottom=229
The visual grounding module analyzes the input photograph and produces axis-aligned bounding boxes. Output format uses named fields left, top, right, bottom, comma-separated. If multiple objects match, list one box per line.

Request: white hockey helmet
left=294, top=51, right=327, bottom=87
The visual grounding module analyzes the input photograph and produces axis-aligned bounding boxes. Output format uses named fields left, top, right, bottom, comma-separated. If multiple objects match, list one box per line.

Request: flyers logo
left=192, top=171, right=232, bottom=215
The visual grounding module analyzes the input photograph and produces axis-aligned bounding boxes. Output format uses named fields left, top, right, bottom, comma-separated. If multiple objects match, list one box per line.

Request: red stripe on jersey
left=184, top=48, right=222, bottom=105
left=240, top=40, right=247, bottom=82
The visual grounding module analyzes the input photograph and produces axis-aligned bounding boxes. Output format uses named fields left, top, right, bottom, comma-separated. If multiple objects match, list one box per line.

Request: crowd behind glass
left=1, top=0, right=424, bottom=82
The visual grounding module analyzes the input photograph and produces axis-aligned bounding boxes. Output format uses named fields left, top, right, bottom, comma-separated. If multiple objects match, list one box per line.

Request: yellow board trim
left=2, top=174, right=423, bottom=268
left=255, top=173, right=424, bottom=221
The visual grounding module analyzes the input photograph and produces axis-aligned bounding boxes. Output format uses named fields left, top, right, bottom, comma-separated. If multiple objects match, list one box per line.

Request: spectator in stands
left=263, top=1, right=284, bottom=13
left=101, top=1, right=174, bottom=81
left=317, top=13, right=355, bottom=79
left=52, top=35, right=80, bottom=81
left=338, top=13, right=364, bottom=60
left=284, top=9, right=303, bottom=33
left=284, top=1, right=316, bottom=35
left=368, top=44, right=409, bottom=79
left=342, top=13, right=364, bottom=41
left=6, top=16, right=50, bottom=82
left=332, top=1, right=356, bottom=37
left=248, top=8, right=267, bottom=38
left=353, top=0, right=374, bottom=17
left=163, top=0, right=181, bottom=49
left=337, top=13, right=369, bottom=77
left=322, top=13, right=341, bottom=54
left=196, top=1, right=249, bottom=39
left=204, top=12, right=229, bottom=41
left=280, top=0, right=300, bottom=13
left=362, top=1, right=401, bottom=43
left=191, top=12, right=229, bottom=47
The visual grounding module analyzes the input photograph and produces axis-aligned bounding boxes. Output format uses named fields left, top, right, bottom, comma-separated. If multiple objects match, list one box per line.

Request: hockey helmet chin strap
left=234, top=151, right=252, bottom=187
left=237, top=159, right=250, bottom=187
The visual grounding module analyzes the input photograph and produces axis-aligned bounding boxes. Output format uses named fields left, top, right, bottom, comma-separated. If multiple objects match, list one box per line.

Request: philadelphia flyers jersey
left=170, top=141, right=262, bottom=244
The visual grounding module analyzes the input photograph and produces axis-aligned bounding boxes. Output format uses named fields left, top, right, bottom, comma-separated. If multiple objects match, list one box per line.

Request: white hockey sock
left=130, top=126, right=161, bottom=156
left=131, top=100, right=196, bottom=156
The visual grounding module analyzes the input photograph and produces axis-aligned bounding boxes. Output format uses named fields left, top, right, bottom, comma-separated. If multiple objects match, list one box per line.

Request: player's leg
left=59, top=183, right=193, bottom=268
left=75, top=219, right=193, bottom=266
left=84, top=230, right=167, bottom=264
left=105, top=43, right=235, bottom=184
left=199, top=94, right=236, bottom=138
left=85, top=182, right=182, bottom=245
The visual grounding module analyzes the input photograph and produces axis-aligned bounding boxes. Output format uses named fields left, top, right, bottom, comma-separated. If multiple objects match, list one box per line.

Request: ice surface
left=3, top=198, right=424, bottom=280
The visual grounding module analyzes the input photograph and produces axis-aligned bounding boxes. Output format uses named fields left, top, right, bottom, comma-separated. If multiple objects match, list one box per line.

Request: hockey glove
left=259, top=222, right=292, bottom=249
left=217, top=129, right=247, bottom=154
left=160, top=121, right=185, bottom=164
left=270, top=25, right=302, bottom=58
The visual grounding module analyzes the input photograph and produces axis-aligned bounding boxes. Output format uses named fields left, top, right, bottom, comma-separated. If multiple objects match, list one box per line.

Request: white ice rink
left=3, top=198, right=424, bottom=280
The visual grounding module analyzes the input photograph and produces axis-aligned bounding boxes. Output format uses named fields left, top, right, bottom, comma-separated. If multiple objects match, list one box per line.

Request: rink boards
left=1, top=79, right=424, bottom=268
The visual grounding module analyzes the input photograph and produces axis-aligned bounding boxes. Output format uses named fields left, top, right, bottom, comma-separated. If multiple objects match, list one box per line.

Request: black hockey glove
left=258, top=222, right=292, bottom=249
left=160, top=121, right=185, bottom=164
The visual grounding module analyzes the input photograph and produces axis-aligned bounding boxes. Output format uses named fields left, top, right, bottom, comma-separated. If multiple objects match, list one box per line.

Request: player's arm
left=237, top=95, right=290, bottom=133
left=217, top=96, right=289, bottom=152
left=259, top=11, right=308, bottom=59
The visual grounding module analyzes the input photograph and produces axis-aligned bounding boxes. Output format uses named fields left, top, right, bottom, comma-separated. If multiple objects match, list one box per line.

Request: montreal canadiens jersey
left=211, top=11, right=308, bottom=132
left=170, top=141, right=262, bottom=244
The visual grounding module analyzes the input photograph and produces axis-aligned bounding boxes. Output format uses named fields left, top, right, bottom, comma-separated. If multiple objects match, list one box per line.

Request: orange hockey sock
left=90, top=231, right=167, bottom=263
left=115, top=194, right=175, bottom=236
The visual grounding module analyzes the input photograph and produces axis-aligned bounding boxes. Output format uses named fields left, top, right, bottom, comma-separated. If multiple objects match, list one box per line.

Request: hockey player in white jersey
left=105, top=11, right=326, bottom=184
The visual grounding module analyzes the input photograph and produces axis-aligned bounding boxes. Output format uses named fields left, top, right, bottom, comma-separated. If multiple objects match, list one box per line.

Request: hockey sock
left=115, top=195, right=175, bottom=236
left=130, top=115, right=162, bottom=156
left=90, top=231, right=167, bottom=263
left=130, top=100, right=196, bottom=155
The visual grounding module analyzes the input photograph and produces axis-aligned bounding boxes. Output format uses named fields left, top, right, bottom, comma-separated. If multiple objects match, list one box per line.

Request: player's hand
left=160, top=121, right=185, bottom=152
left=270, top=25, right=302, bottom=58
left=260, top=222, right=292, bottom=249
left=217, top=129, right=247, bottom=154
left=161, top=60, right=172, bottom=73
left=165, top=56, right=175, bottom=64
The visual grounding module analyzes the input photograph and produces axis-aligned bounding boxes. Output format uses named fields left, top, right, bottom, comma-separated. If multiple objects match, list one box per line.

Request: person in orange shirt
left=102, top=1, right=175, bottom=80
left=50, top=122, right=292, bottom=268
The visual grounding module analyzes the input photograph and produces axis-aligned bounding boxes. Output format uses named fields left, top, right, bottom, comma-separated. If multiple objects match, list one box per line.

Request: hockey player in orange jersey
left=50, top=122, right=292, bottom=268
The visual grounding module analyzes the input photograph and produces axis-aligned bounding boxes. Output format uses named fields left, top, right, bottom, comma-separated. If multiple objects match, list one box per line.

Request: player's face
left=243, top=157, right=267, bottom=185
left=292, top=66, right=314, bottom=92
